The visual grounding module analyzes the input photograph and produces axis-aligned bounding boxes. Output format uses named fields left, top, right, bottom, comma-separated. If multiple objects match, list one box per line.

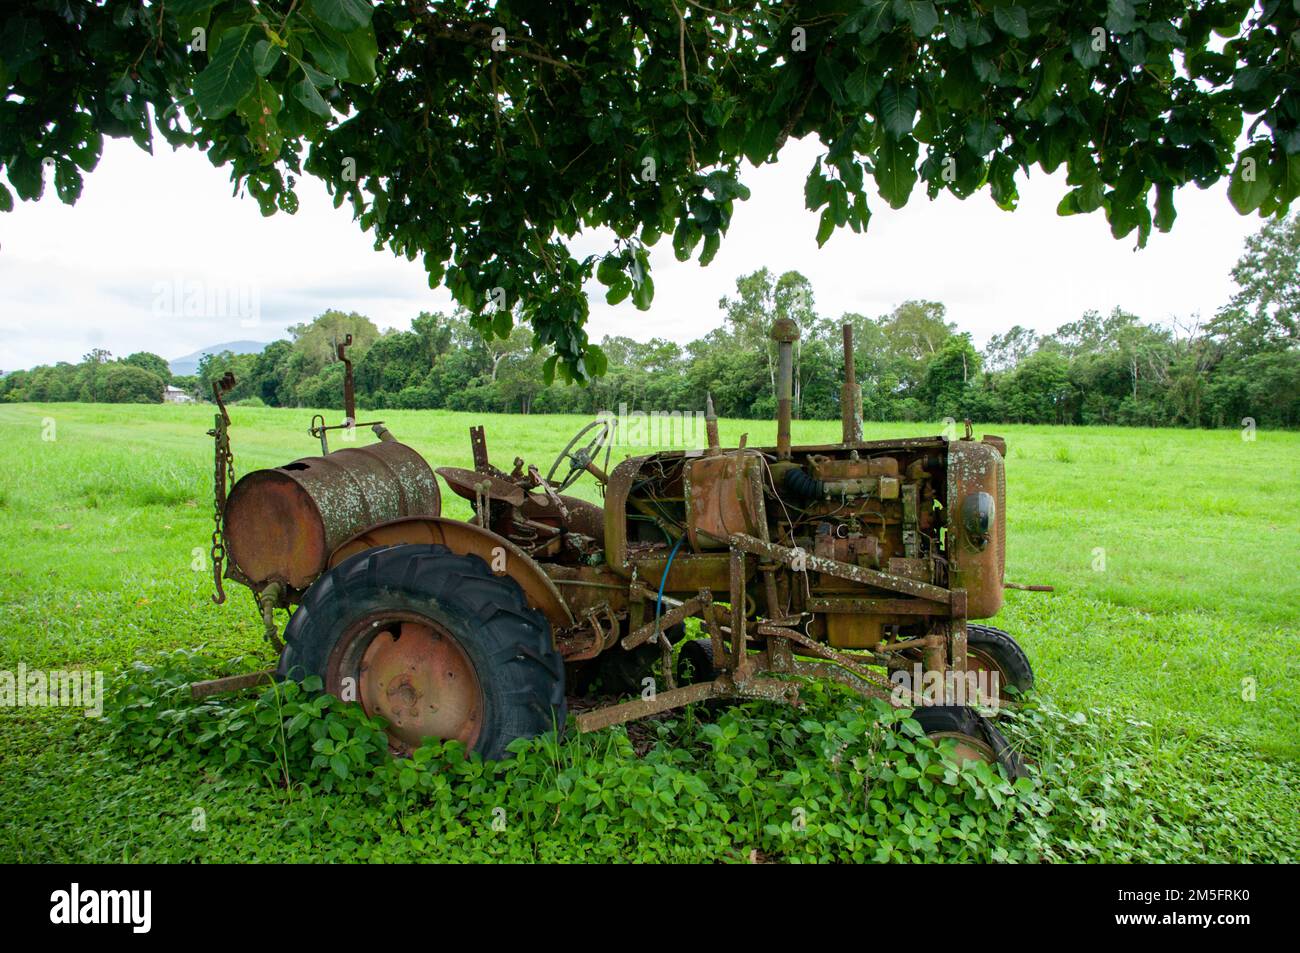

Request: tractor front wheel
left=910, top=704, right=1026, bottom=777
left=278, top=543, right=566, bottom=760
left=966, top=624, right=1034, bottom=701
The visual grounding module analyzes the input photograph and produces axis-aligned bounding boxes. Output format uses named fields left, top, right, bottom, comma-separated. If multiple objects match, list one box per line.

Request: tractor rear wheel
left=966, top=624, right=1034, bottom=701
left=278, top=543, right=565, bottom=760
left=676, top=638, right=716, bottom=685
left=910, top=705, right=1026, bottom=777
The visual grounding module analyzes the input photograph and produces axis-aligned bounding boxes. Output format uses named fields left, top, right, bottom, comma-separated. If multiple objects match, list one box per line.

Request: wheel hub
left=963, top=647, right=1008, bottom=705
left=928, top=730, right=996, bottom=765
left=334, top=616, right=483, bottom=755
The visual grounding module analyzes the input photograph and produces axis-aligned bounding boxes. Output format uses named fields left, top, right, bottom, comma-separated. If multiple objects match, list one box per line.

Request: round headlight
left=960, top=491, right=995, bottom=550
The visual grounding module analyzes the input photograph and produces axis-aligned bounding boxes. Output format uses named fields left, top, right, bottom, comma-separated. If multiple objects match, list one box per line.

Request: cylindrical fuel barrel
left=224, top=440, right=441, bottom=590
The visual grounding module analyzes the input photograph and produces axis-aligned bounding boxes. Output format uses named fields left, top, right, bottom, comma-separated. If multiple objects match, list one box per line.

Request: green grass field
left=1, top=402, right=1297, bottom=862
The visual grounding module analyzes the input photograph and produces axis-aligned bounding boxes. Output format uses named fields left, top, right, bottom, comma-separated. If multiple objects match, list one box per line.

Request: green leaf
left=334, top=23, right=378, bottom=83
left=1107, top=196, right=1150, bottom=244
left=993, top=6, right=1030, bottom=40
left=193, top=25, right=258, bottom=119
left=1117, top=31, right=1148, bottom=67
left=301, top=14, right=378, bottom=83
left=1071, top=31, right=1103, bottom=69
left=252, top=39, right=281, bottom=77
left=828, top=180, right=849, bottom=224
left=604, top=277, right=632, bottom=305
left=703, top=170, right=748, bottom=201
left=309, top=0, right=373, bottom=32
left=878, top=82, right=918, bottom=139
left=988, top=153, right=1018, bottom=209
left=849, top=190, right=871, bottom=231
left=844, top=67, right=883, bottom=108
left=300, top=60, right=335, bottom=89
left=699, top=230, right=721, bottom=265
left=237, top=77, right=284, bottom=161
left=1057, top=181, right=1104, bottom=215
left=631, top=272, right=655, bottom=310
left=596, top=255, right=622, bottom=287
left=1105, top=0, right=1137, bottom=35
left=1278, top=153, right=1300, bottom=204
left=1143, top=20, right=1185, bottom=45
left=743, top=117, right=780, bottom=165
left=1153, top=182, right=1176, bottom=231
left=1021, top=49, right=1064, bottom=119
left=672, top=221, right=700, bottom=261
left=965, top=118, right=1002, bottom=156
left=814, top=55, right=844, bottom=104
left=804, top=168, right=829, bottom=210
left=874, top=136, right=918, bottom=209
left=299, top=19, right=352, bottom=80
left=1227, top=144, right=1273, bottom=214
left=855, top=0, right=895, bottom=42
left=943, top=14, right=968, bottom=49
left=293, top=75, right=332, bottom=118
left=583, top=345, right=608, bottom=378
left=895, top=0, right=938, bottom=37
left=815, top=206, right=836, bottom=246
left=1232, top=67, right=1271, bottom=94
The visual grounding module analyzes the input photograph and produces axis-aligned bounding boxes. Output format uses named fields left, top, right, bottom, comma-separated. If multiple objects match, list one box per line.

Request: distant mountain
left=169, top=340, right=268, bottom=377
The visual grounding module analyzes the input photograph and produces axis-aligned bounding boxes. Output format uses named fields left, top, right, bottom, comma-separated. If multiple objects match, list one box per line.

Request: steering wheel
left=545, top=418, right=615, bottom=493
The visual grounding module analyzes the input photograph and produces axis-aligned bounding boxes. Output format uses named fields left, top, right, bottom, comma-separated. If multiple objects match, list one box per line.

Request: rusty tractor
left=197, top=323, right=1035, bottom=770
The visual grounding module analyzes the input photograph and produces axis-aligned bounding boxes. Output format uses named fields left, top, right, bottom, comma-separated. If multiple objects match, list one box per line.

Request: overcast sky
left=0, top=132, right=1259, bottom=372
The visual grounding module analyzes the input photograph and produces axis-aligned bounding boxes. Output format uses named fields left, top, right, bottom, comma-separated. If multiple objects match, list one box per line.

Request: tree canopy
left=3, top=1, right=1298, bottom=376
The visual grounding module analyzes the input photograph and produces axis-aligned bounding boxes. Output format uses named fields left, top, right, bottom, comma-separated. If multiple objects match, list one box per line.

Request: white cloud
left=0, top=133, right=1258, bottom=371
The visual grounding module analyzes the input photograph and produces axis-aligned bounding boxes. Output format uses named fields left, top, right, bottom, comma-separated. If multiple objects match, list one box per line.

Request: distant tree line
left=0, top=348, right=174, bottom=404
left=4, top=217, right=1297, bottom=428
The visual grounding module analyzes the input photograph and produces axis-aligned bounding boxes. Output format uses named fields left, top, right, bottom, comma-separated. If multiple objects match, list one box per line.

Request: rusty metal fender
left=946, top=439, right=1006, bottom=619
left=602, top=454, right=650, bottom=576
left=327, top=516, right=575, bottom=630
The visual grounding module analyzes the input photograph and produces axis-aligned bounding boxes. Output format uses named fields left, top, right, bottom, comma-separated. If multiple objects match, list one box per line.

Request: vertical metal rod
left=747, top=463, right=783, bottom=620
left=770, top=319, right=799, bottom=460
left=337, top=334, right=356, bottom=426
left=705, top=392, right=721, bottom=455
left=729, top=546, right=747, bottom=669
left=841, top=323, right=863, bottom=443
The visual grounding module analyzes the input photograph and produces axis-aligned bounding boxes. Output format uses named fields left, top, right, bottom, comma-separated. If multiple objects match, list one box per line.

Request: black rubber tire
left=967, top=624, right=1034, bottom=697
left=278, top=543, right=565, bottom=761
left=910, top=704, right=1026, bottom=778
left=575, top=643, right=659, bottom=696
left=676, top=638, right=716, bottom=685
left=570, top=618, right=689, bottom=696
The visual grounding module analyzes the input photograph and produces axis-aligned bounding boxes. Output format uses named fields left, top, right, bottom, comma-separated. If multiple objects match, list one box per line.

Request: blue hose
left=654, top=534, right=685, bottom=642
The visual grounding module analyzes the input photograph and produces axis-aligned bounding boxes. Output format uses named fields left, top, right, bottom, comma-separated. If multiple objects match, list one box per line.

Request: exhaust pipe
left=770, top=318, right=799, bottom=460
left=841, top=323, right=862, bottom=443
left=705, top=392, right=721, bottom=455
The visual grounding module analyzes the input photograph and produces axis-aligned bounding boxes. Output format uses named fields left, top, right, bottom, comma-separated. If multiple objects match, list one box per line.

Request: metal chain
left=205, top=372, right=238, bottom=606
left=208, top=413, right=233, bottom=604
